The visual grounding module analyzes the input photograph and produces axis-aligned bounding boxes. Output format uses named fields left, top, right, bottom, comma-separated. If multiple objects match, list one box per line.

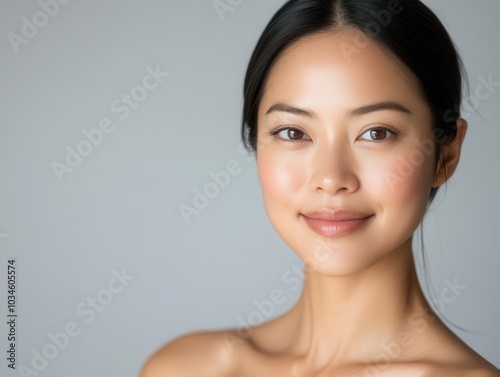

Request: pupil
left=289, top=130, right=301, bottom=139
left=371, top=130, right=384, bottom=140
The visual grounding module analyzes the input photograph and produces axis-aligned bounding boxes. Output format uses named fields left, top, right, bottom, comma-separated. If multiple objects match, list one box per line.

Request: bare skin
left=140, top=29, right=499, bottom=377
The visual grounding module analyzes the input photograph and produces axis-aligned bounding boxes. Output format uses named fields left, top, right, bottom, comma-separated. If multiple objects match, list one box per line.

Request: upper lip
left=301, top=208, right=373, bottom=221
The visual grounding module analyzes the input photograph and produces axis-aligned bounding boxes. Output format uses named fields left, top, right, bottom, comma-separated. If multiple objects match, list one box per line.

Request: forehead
left=259, top=29, right=427, bottom=118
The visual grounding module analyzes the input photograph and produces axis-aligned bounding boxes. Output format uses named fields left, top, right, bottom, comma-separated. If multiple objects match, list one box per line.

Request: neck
left=283, top=239, right=434, bottom=369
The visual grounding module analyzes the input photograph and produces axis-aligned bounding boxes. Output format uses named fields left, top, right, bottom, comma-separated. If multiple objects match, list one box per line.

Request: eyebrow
left=265, top=101, right=412, bottom=118
left=351, top=101, right=412, bottom=116
left=265, top=103, right=315, bottom=118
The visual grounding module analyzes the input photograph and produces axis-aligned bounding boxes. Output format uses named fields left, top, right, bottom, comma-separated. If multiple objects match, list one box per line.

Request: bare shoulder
left=422, top=357, right=500, bottom=377
left=376, top=359, right=499, bottom=377
left=411, top=317, right=500, bottom=377
left=435, top=367, right=500, bottom=377
left=475, top=369, right=500, bottom=377
left=140, top=330, right=243, bottom=377
left=458, top=367, right=500, bottom=377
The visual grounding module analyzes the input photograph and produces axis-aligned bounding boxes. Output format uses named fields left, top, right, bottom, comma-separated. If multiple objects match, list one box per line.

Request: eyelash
left=360, top=125, right=400, bottom=141
left=266, top=125, right=400, bottom=142
left=266, top=126, right=309, bottom=141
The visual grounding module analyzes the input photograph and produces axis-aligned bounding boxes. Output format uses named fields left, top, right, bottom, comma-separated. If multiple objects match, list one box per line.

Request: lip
left=301, top=209, right=373, bottom=238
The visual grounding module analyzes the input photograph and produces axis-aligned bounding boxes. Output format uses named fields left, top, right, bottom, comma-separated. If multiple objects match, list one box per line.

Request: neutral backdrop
left=0, top=1, right=499, bottom=376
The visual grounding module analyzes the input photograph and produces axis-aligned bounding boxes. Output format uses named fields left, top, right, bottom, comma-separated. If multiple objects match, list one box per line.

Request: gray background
left=0, top=0, right=498, bottom=375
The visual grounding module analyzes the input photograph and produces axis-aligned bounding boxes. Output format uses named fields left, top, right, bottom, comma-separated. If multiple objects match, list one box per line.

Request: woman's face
left=256, top=30, right=438, bottom=277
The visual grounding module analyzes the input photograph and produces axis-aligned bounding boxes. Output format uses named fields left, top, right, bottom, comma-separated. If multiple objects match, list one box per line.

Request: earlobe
left=432, top=118, right=468, bottom=188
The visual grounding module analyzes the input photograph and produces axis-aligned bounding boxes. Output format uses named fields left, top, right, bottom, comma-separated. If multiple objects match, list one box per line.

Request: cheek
left=257, top=149, right=306, bottom=207
left=370, top=143, right=436, bottom=209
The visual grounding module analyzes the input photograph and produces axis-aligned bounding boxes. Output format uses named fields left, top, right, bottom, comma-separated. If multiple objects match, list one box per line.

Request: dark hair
left=241, top=0, right=467, bottom=204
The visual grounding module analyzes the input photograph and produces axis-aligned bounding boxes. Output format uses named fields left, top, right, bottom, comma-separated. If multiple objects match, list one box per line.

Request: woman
left=141, top=0, right=499, bottom=375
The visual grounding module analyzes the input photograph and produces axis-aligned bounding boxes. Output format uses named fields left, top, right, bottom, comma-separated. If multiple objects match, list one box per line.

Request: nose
left=307, top=140, right=360, bottom=195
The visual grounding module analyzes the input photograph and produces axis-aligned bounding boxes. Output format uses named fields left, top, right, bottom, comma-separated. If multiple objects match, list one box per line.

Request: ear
left=433, top=118, right=468, bottom=188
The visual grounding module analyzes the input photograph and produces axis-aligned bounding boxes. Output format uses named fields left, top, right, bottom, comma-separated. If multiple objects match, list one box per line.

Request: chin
left=301, top=246, right=391, bottom=278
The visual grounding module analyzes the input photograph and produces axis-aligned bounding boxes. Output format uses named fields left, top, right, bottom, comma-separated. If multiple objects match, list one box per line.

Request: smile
left=301, top=210, right=373, bottom=238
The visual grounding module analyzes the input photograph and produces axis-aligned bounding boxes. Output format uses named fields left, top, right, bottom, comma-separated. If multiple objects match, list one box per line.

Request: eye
left=268, top=127, right=310, bottom=141
left=359, top=126, right=398, bottom=141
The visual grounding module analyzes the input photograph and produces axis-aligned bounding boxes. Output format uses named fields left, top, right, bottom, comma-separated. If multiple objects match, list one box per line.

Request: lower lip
left=301, top=215, right=373, bottom=238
